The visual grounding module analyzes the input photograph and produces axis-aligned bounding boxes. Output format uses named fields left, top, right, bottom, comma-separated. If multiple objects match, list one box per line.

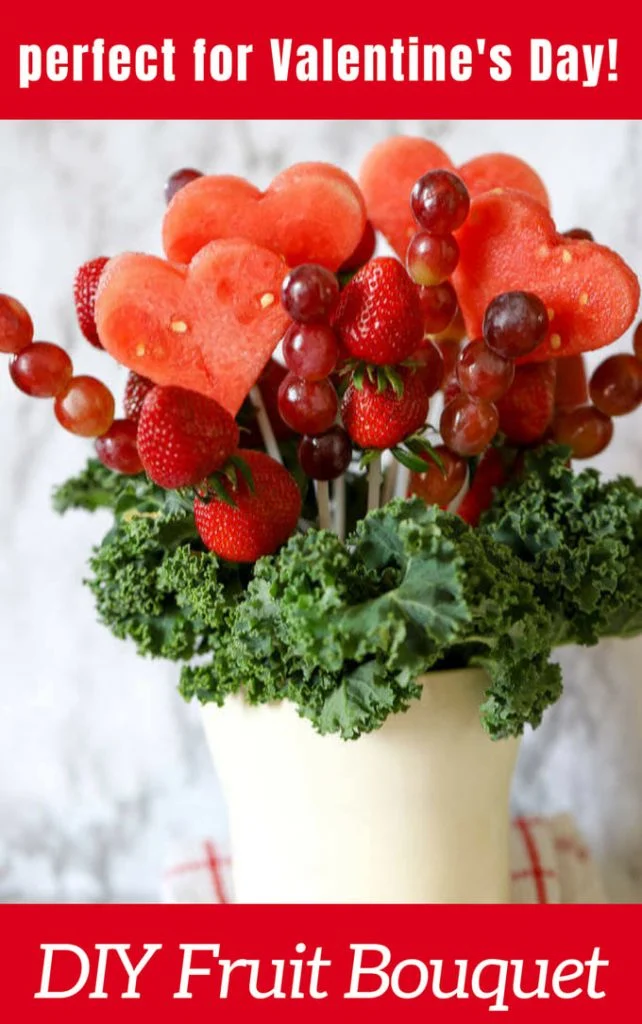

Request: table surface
left=1, top=119, right=641, bottom=902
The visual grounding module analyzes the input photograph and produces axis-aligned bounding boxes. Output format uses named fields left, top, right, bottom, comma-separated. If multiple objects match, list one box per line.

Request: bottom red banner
left=0, top=904, right=636, bottom=1021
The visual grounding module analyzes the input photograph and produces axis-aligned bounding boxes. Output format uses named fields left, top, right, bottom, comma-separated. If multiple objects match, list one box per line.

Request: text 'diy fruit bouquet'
left=3, top=140, right=642, bottom=747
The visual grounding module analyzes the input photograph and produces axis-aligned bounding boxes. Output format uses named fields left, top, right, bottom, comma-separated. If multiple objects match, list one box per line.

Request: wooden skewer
left=250, top=386, right=282, bottom=463
left=316, top=481, right=332, bottom=530
left=367, top=454, right=383, bottom=512
left=333, top=475, right=346, bottom=540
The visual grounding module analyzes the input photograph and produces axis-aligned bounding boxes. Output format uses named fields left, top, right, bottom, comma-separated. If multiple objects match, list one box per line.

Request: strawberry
left=137, top=385, right=239, bottom=489
left=409, top=444, right=467, bottom=509
left=554, top=354, right=588, bottom=410
left=73, top=256, right=109, bottom=348
left=457, top=448, right=507, bottom=526
left=194, top=449, right=301, bottom=562
left=123, top=371, right=154, bottom=423
left=332, top=257, right=424, bottom=366
left=496, top=362, right=557, bottom=445
left=341, top=368, right=428, bottom=450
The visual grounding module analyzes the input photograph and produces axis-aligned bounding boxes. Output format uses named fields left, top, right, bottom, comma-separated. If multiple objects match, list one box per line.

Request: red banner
left=0, top=904, right=637, bottom=1021
left=1, top=1, right=640, bottom=118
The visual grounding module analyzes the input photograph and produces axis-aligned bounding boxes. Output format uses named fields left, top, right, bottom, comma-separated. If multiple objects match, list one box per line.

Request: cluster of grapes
left=0, top=293, right=144, bottom=475
left=405, top=170, right=467, bottom=398
left=552, top=323, right=642, bottom=458
left=443, top=290, right=549, bottom=456
left=405, top=168, right=514, bottom=460
left=278, top=265, right=352, bottom=481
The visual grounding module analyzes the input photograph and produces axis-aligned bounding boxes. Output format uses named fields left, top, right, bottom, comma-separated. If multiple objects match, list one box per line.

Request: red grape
left=411, top=340, right=444, bottom=397
left=589, top=354, right=642, bottom=417
left=440, top=394, right=499, bottom=456
left=282, top=323, right=339, bottom=381
left=277, top=373, right=338, bottom=435
left=0, top=294, right=33, bottom=354
left=551, top=406, right=613, bottom=459
left=54, top=376, right=115, bottom=437
left=298, top=426, right=352, bottom=480
left=634, top=321, right=642, bottom=362
left=281, top=265, right=339, bottom=324
left=340, top=221, right=376, bottom=272
left=165, top=168, right=203, bottom=204
left=406, top=231, right=459, bottom=286
left=457, top=340, right=515, bottom=401
left=417, top=282, right=458, bottom=335
left=409, top=444, right=467, bottom=507
left=563, top=228, right=594, bottom=241
left=483, top=291, right=548, bottom=359
left=411, top=170, right=470, bottom=235
left=10, top=342, right=72, bottom=398
left=95, top=419, right=143, bottom=475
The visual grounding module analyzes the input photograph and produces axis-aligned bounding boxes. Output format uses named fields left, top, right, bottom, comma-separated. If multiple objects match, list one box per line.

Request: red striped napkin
left=161, top=815, right=605, bottom=904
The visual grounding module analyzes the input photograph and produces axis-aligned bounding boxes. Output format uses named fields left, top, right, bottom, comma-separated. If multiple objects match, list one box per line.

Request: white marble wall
left=0, top=120, right=641, bottom=901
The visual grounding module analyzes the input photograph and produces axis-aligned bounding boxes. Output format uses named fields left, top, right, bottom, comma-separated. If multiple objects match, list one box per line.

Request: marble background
left=0, top=119, right=641, bottom=902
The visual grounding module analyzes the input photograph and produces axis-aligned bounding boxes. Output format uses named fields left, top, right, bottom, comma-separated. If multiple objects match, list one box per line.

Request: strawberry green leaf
left=391, top=447, right=431, bottom=473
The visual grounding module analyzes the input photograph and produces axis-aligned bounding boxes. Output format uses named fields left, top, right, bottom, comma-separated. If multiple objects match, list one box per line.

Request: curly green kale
left=480, top=445, right=642, bottom=645
left=54, top=447, right=642, bottom=742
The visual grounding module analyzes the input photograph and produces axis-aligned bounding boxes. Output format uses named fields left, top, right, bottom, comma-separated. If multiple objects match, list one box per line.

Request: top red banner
left=1, top=1, right=639, bottom=118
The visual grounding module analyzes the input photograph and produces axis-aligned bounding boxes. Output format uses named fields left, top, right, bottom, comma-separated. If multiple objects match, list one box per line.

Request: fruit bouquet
left=2, top=138, right=642, bottom=902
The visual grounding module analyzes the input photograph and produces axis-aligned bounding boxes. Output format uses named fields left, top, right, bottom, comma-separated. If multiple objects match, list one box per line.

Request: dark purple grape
left=165, top=168, right=203, bottom=204
left=483, top=291, right=548, bottom=359
left=281, top=265, right=339, bottom=324
left=411, top=170, right=470, bottom=235
left=298, top=426, right=352, bottom=480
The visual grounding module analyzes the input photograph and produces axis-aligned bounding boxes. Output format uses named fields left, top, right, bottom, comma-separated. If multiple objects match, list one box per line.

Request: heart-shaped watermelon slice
left=162, top=162, right=366, bottom=271
left=95, top=240, right=289, bottom=416
left=359, top=136, right=550, bottom=258
left=359, top=137, right=454, bottom=258
left=458, top=153, right=549, bottom=210
left=453, top=190, right=640, bottom=361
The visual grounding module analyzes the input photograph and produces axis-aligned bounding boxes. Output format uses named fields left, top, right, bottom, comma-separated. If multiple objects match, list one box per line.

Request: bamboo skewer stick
left=367, top=454, right=383, bottom=512
left=250, top=386, right=282, bottom=464
left=333, top=475, right=346, bottom=541
left=394, top=464, right=411, bottom=501
left=381, top=458, right=398, bottom=506
left=316, top=481, right=332, bottom=530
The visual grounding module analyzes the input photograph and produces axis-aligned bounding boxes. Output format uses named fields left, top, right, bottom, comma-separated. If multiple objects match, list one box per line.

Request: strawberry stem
left=316, top=481, right=332, bottom=530
left=250, top=385, right=282, bottom=464
left=367, top=453, right=382, bottom=512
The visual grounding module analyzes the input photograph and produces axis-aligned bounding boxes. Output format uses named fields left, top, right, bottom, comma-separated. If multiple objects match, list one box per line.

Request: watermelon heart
left=95, top=240, right=289, bottom=416
left=453, top=190, right=640, bottom=361
left=359, top=136, right=549, bottom=258
left=162, top=162, right=366, bottom=270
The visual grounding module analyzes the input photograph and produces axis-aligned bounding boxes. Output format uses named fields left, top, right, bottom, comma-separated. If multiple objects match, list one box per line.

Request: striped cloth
left=162, top=814, right=605, bottom=904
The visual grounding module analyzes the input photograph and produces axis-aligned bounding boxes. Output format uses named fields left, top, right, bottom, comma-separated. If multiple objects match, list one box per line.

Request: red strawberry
left=194, top=449, right=301, bottom=562
left=137, top=385, right=239, bottom=489
left=496, top=362, right=557, bottom=445
left=332, top=257, right=423, bottom=366
left=74, top=257, right=109, bottom=348
left=554, top=354, right=588, bottom=410
left=457, top=448, right=507, bottom=526
left=123, top=371, right=154, bottom=423
left=341, top=368, right=428, bottom=450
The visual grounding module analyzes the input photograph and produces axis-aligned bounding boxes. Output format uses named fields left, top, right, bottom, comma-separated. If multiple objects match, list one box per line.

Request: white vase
left=201, top=667, right=519, bottom=903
